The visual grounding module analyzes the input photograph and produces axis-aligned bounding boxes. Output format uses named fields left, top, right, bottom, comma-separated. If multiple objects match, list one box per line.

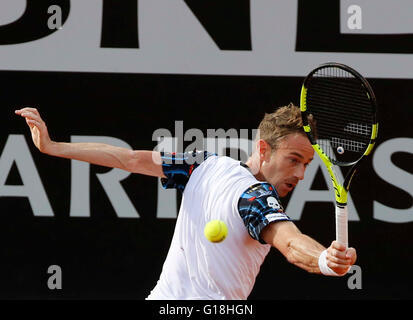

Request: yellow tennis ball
left=204, top=220, right=228, bottom=243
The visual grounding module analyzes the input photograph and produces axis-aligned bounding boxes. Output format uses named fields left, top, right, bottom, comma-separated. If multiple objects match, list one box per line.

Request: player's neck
left=245, top=155, right=265, bottom=181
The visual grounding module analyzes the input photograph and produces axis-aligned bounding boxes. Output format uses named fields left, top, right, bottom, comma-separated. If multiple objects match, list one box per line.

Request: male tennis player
left=15, top=104, right=357, bottom=300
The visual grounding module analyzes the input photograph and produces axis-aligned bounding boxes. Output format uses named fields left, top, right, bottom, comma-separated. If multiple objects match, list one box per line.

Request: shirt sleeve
left=237, top=182, right=291, bottom=244
left=160, top=150, right=215, bottom=192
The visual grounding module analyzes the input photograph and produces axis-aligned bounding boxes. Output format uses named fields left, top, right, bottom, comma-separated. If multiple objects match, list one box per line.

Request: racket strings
left=314, top=123, right=371, bottom=140
left=310, top=76, right=369, bottom=97
left=306, top=99, right=373, bottom=120
left=311, top=74, right=372, bottom=111
left=305, top=67, right=375, bottom=163
left=308, top=86, right=373, bottom=111
left=306, top=101, right=373, bottom=131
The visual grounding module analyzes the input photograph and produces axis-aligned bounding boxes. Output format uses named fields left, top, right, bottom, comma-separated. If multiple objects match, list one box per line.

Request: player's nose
left=295, top=165, right=306, bottom=181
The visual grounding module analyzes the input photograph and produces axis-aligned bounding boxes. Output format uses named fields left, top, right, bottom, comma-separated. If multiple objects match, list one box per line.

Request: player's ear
left=257, top=139, right=272, bottom=161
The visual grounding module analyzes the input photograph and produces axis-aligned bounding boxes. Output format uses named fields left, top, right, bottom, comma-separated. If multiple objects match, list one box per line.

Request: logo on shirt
left=266, top=213, right=289, bottom=223
left=267, top=196, right=281, bottom=210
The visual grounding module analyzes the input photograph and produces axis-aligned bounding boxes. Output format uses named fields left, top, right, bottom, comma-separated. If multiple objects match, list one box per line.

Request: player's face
left=260, top=133, right=314, bottom=197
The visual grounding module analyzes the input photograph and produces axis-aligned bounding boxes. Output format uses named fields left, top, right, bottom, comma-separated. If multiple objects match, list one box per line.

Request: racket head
left=300, top=62, right=378, bottom=167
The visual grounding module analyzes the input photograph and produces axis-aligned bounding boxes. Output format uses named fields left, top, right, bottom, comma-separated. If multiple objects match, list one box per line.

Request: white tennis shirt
left=146, top=154, right=288, bottom=300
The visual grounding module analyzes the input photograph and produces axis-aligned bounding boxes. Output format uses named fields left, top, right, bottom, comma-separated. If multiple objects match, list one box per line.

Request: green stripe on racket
left=300, top=62, right=378, bottom=248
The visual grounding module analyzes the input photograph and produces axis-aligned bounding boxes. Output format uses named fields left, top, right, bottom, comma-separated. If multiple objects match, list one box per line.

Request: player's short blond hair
left=257, top=103, right=317, bottom=150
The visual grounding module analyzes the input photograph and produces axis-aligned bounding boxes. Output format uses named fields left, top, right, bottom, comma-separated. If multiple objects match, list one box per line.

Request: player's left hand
left=15, top=107, right=53, bottom=154
left=326, top=240, right=357, bottom=276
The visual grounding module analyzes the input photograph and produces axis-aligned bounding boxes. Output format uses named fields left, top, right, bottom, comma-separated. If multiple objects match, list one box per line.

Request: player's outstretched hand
left=15, top=107, right=53, bottom=154
left=326, top=240, right=357, bottom=276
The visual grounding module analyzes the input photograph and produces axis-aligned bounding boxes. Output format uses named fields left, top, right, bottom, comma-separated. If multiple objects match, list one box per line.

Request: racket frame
left=300, top=62, right=379, bottom=247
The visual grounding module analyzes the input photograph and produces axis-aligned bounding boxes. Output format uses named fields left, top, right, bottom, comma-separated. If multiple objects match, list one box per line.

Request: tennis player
left=15, top=104, right=357, bottom=300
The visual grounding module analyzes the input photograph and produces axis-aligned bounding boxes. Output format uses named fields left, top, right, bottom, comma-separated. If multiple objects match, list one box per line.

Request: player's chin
left=277, top=183, right=295, bottom=197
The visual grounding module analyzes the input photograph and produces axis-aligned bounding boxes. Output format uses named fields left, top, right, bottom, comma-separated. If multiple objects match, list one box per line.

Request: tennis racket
left=300, top=62, right=378, bottom=248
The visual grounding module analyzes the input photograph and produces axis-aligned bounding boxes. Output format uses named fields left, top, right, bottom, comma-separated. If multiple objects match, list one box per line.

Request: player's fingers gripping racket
left=300, top=62, right=378, bottom=248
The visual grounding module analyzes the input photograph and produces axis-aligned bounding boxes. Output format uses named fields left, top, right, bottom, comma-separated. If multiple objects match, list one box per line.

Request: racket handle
left=335, top=205, right=348, bottom=248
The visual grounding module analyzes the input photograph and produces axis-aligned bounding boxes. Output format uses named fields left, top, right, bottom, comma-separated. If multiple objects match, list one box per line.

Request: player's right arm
left=238, top=182, right=356, bottom=276
left=261, top=220, right=356, bottom=276
left=15, top=107, right=165, bottom=178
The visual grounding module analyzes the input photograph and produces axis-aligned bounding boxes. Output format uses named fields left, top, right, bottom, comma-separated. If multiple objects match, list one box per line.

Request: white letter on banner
left=0, top=135, right=53, bottom=216
left=70, top=136, right=139, bottom=218
left=373, top=138, right=413, bottom=223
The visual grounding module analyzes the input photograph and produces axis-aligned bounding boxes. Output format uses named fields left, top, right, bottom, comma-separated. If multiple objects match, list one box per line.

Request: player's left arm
left=261, top=221, right=357, bottom=276
left=15, top=107, right=166, bottom=177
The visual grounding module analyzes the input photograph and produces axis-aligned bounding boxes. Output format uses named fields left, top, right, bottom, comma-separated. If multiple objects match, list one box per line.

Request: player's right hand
left=15, top=107, right=53, bottom=154
left=326, top=240, right=357, bottom=276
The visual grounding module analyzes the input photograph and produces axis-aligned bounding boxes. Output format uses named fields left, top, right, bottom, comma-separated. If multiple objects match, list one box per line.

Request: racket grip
left=335, top=205, right=348, bottom=248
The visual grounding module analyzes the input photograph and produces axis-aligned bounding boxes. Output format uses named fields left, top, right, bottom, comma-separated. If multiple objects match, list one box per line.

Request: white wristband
left=318, top=249, right=340, bottom=276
